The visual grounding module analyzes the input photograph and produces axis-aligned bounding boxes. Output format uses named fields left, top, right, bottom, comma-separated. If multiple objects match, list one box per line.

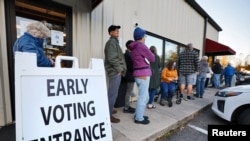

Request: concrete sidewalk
left=0, top=88, right=218, bottom=141
left=111, top=88, right=218, bottom=141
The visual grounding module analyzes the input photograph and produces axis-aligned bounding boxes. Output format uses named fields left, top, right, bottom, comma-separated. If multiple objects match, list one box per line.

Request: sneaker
left=194, top=94, right=199, bottom=98
left=160, top=100, right=165, bottom=106
left=154, top=95, right=159, bottom=102
left=168, top=100, right=173, bottom=107
left=143, top=116, right=149, bottom=120
left=134, top=119, right=150, bottom=125
left=110, top=116, right=120, bottom=123
left=123, top=107, right=135, bottom=113
left=187, top=96, right=195, bottom=100
left=180, top=94, right=183, bottom=98
left=134, top=115, right=149, bottom=120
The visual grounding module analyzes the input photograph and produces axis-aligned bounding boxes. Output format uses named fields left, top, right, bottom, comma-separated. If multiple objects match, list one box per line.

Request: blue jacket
left=13, top=32, right=53, bottom=67
left=223, top=65, right=235, bottom=76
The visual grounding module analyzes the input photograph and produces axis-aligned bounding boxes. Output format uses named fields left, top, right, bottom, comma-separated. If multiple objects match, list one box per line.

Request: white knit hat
left=202, top=56, right=208, bottom=60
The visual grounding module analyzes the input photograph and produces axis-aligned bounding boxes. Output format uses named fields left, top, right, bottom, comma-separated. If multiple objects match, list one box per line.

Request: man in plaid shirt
left=177, top=43, right=200, bottom=100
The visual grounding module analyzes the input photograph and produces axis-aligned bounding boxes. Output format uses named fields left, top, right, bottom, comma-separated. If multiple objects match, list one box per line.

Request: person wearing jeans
left=195, top=76, right=206, bottom=98
left=159, top=60, right=178, bottom=107
left=147, top=46, right=161, bottom=109
left=135, top=76, right=150, bottom=120
left=213, top=74, right=221, bottom=88
left=223, top=62, right=235, bottom=87
left=160, top=81, right=176, bottom=107
left=128, top=27, right=155, bottom=125
left=195, top=56, right=209, bottom=98
left=212, top=59, right=222, bottom=89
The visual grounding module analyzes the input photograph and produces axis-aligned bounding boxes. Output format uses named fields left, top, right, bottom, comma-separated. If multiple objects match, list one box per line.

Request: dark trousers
left=205, top=77, right=210, bottom=88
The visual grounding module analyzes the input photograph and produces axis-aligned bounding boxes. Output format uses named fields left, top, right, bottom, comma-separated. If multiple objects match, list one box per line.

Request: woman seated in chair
left=159, top=60, right=178, bottom=107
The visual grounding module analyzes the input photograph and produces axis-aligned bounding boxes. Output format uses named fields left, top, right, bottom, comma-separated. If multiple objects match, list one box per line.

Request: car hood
left=220, top=85, right=250, bottom=92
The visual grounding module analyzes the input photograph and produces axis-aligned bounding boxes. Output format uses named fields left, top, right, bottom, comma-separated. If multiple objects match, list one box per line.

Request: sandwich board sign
left=14, top=52, right=112, bottom=141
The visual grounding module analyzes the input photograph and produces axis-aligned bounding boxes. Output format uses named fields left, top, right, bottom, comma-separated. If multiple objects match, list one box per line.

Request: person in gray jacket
left=194, top=56, right=209, bottom=98
left=104, top=25, right=127, bottom=123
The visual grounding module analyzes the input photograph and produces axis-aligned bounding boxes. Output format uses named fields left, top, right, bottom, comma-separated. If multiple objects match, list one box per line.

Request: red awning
left=205, top=38, right=236, bottom=56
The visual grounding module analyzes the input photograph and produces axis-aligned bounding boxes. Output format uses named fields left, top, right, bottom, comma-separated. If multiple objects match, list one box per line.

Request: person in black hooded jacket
left=212, top=59, right=222, bottom=89
left=122, top=40, right=136, bottom=113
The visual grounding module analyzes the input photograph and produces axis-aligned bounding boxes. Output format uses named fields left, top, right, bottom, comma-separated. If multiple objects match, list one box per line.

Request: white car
left=211, top=85, right=250, bottom=124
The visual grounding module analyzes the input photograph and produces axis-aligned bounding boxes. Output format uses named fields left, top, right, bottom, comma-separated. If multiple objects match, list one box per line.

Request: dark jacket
left=13, top=32, right=53, bottom=67
left=212, top=62, right=222, bottom=74
left=149, top=54, right=161, bottom=89
left=122, top=50, right=135, bottom=82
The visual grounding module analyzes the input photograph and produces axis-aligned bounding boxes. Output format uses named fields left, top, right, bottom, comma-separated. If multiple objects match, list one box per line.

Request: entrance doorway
left=5, top=0, right=72, bottom=120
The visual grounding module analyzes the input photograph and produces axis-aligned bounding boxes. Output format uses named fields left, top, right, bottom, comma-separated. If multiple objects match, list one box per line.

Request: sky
left=196, top=0, right=250, bottom=56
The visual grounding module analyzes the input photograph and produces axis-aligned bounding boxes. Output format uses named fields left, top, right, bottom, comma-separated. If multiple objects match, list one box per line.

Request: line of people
left=104, top=25, right=201, bottom=125
left=210, top=58, right=236, bottom=89
left=103, top=24, right=236, bottom=125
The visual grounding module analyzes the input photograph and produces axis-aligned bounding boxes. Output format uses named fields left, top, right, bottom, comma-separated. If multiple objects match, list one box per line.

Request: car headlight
left=245, top=75, right=250, bottom=79
left=239, top=76, right=250, bottom=81
left=215, top=91, right=242, bottom=97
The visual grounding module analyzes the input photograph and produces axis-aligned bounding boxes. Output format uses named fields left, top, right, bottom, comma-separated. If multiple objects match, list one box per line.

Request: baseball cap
left=133, top=27, right=146, bottom=40
left=108, top=25, right=121, bottom=33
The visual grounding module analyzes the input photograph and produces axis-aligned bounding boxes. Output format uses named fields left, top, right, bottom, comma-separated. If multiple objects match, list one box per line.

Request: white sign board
left=51, top=30, right=64, bottom=46
left=15, top=52, right=112, bottom=141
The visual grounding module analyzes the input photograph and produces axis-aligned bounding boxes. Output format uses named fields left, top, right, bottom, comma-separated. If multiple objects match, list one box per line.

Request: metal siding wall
left=90, top=0, right=116, bottom=59
left=119, top=1, right=139, bottom=47
left=206, top=23, right=219, bottom=41
left=91, top=3, right=105, bottom=59
left=71, top=0, right=92, bottom=68
left=0, top=0, right=12, bottom=125
left=90, top=0, right=211, bottom=59
left=164, top=0, right=204, bottom=53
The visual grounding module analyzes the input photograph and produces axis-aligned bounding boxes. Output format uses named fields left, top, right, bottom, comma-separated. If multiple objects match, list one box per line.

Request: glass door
left=15, top=0, right=68, bottom=65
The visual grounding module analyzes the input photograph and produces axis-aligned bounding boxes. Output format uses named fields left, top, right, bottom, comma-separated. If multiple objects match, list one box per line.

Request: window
left=145, top=34, right=163, bottom=64
left=145, top=31, right=200, bottom=69
left=164, top=41, right=178, bottom=63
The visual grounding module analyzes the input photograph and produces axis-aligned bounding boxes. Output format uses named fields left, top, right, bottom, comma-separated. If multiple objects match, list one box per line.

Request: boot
left=159, top=99, right=165, bottom=106
left=110, top=116, right=120, bottom=123
left=167, top=98, right=173, bottom=107
left=154, top=95, right=159, bottom=102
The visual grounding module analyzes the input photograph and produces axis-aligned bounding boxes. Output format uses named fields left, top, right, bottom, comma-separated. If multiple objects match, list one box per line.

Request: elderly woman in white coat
left=205, top=66, right=213, bottom=88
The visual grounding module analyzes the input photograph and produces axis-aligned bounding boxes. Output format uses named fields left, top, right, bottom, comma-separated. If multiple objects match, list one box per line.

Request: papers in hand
left=144, top=58, right=150, bottom=64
